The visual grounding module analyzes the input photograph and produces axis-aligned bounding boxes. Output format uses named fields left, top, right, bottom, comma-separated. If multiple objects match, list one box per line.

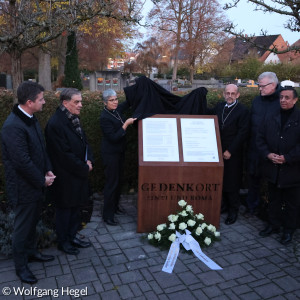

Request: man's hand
left=45, top=171, right=56, bottom=186
left=87, top=160, right=93, bottom=171
left=267, top=153, right=285, bottom=164
left=223, top=150, right=231, bottom=160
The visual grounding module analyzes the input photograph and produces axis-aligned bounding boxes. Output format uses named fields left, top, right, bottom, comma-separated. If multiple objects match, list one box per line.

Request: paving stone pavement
left=0, top=193, right=299, bottom=300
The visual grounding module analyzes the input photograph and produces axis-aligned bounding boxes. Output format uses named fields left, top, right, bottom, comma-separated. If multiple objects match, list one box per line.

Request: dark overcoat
left=100, top=101, right=129, bottom=154
left=215, top=101, right=250, bottom=191
left=45, top=108, right=93, bottom=208
left=248, top=86, right=281, bottom=175
left=1, top=105, right=51, bottom=206
left=256, top=106, right=300, bottom=188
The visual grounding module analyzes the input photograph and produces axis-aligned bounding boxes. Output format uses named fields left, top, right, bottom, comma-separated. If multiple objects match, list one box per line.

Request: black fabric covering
left=124, top=76, right=207, bottom=119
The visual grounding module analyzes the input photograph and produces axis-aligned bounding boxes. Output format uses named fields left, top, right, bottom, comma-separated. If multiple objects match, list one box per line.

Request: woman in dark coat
left=100, top=89, right=136, bottom=226
left=45, top=88, right=94, bottom=255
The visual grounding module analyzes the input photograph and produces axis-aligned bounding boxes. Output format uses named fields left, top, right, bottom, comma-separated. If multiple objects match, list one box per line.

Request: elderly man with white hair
left=246, top=72, right=281, bottom=216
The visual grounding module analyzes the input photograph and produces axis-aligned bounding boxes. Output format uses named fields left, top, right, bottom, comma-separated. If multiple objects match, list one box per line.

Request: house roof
left=231, top=35, right=280, bottom=61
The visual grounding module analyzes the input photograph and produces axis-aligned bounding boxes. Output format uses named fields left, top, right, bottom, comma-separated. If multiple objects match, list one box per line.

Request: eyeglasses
left=108, top=98, right=118, bottom=102
left=258, top=82, right=273, bottom=89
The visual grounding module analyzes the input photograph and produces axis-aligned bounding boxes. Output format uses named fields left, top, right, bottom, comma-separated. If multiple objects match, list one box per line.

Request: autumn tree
left=148, top=0, right=227, bottom=80
left=0, top=0, right=140, bottom=95
left=134, top=37, right=168, bottom=76
left=148, top=0, right=191, bottom=80
left=223, top=0, right=300, bottom=53
left=77, top=16, right=133, bottom=71
left=182, top=0, right=227, bottom=81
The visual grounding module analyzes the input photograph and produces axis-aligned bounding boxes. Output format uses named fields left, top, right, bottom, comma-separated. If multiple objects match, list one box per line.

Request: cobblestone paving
left=0, top=194, right=299, bottom=299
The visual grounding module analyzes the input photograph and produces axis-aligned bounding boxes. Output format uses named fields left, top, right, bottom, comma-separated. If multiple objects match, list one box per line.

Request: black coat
left=1, top=105, right=51, bottom=206
left=100, top=101, right=129, bottom=154
left=45, top=108, right=93, bottom=208
left=257, top=106, right=300, bottom=188
left=214, top=101, right=250, bottom=191
left=248, top=85, right=281, bottom=175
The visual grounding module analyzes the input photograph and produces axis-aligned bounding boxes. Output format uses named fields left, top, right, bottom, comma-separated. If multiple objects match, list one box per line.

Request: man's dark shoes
left=225, top=212, right=237, bottom=225
left=259, top=225, right=280, bottom=237
left=71, top=237, right=92, bottom=248
left=115, top=207, right=126, bottom=215
left=16, top=265, right=37, bottom=284
left=57, top=242, right=80, bottom=255
left=28, top=252, right=55, bottom=263
left=104, top=219, right=119, bottom=226
left=280, top=232, right=293, bottom=245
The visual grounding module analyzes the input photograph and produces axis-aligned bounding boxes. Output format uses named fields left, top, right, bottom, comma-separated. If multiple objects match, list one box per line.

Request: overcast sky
left=139, top=0, right=299, bottom=45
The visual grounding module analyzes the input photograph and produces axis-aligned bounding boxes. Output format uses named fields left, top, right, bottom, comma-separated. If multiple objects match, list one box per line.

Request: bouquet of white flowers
left=147, top=200, right=220, bottom=250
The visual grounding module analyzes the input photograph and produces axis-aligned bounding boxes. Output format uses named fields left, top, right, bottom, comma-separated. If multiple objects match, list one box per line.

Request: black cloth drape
left=124, top=76, right=207, bottom=119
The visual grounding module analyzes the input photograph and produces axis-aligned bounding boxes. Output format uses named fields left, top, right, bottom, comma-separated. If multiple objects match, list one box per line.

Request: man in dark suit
left=214, top=84, right=250, bottom=225
left=45, top=88, right=93, bottom=255
left=257, top=87, right=300, bottom=245
left=1, top=81, right=55, bottom=284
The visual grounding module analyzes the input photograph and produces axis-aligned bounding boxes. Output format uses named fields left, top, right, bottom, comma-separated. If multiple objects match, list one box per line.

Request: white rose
left=207, top=224, right=216, bottom=232
left=168, top=215, right=178, bottom=222
left=204, top=237, right=211, bottom=246
left=178, top=200, right=187, bottom=207
left=157, top=224, right=166, bottom=231
left=168, top=234, right=176, bottom=242
left=201, top=223, right=207, bottom=229
left=180, top=210, right=188, bottom=217
left=179, top=222, right=187, bottom=230
left=169, top=223, right=176, bottom=230
left=187, top=219, right=196, bottom=227
left=147, top=233, right=153, bottom=240
left=154, top=232, right=161, bottom=241
left=186, top=205, right=193, bottom=212
left=195, top=227, right=203, bottom=236
left=196, top=213, right=204, bottom=220
left=214, top=231, right=220, bottom=237
left=168, top=214, right=175, bottom=222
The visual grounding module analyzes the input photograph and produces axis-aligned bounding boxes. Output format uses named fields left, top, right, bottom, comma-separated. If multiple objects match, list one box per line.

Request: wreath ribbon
left=162, top=229, right=222, bottom=273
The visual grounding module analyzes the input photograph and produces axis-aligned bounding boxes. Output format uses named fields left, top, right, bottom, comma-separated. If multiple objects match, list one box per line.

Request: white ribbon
left=162, top=229, right=222, bottom=273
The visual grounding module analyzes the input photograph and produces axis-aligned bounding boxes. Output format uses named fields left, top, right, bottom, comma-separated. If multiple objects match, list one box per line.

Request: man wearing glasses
left=246, top=72, right=281, bottom=216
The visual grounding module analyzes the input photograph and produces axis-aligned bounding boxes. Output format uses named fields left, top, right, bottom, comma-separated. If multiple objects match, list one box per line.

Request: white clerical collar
left=18, top=105, right=33, bottom=118
left=225, top=100, right=237, bottom=108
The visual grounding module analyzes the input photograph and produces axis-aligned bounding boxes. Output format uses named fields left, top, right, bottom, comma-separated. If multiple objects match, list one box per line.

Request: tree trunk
left=189, top=67, right=194, bottom=83
left=11, top=49, right=22, bottom=103
left=38, top=48, right=52, bottom=90
left=57, top=34, right=68, bottom=77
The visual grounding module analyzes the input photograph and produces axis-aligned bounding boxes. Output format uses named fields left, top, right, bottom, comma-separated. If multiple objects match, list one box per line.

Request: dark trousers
left=268, top=183, right=300, bottom=233
left=246, top=173, right=261, bottom=212
left=13, top=201, right=42, bottom=270
left=222, top=190, right=240, bottom=213
left=56, top=207, right=80, bottom=245
left=102, top=152, right=124, bottom=221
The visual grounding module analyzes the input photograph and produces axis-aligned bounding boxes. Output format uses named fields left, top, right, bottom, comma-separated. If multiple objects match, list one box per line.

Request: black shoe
left=259, top=225, right=280, bottom=237
left=225, top=212, right=238, bottom=225
left=16, top=265, right=38, bottom=284
left=115, top=207, right=126, bottom=215
left=280, top=232, right=293, bottom=245
left=57, top=242, right=80, bottom=255
left=104, top=219, right=119, bottom=226
left=71, top=237, right=92, bottom=248
left=28, top=252, right=55, bottom=263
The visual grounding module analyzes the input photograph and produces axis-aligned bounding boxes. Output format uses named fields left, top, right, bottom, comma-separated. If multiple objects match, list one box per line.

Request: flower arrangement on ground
left=147, top=200, right=221, bottom=250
